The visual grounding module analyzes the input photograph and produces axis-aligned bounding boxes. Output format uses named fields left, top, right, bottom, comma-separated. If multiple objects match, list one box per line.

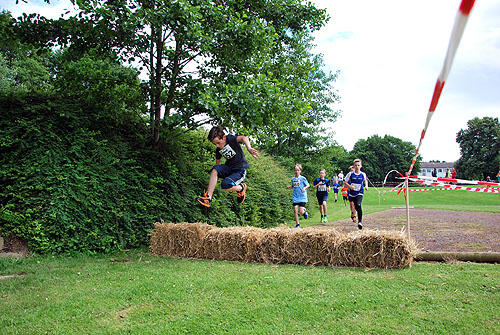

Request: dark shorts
left=292, top=202, right=307, bottom=207
left=342, top=196, right=348, bottom=200
left=333, top=189, right=339, bottom=193
left=316, top=194, right=328, bottom=205
left=212, top=165, right=246, bottom=189
left=348, top=195, right=363, bottom=206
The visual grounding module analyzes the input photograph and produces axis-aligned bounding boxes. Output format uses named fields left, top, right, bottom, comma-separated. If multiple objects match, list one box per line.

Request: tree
left=455, top=117, right=500, bottom=180
left=16, top=0, right=335, bottom=146
left=0, top=11, right=54, bottom=93
left=349, top=135, right=420, bottom=182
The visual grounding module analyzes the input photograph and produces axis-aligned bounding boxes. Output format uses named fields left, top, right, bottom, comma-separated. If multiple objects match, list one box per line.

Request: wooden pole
left=415, top=251, right=500, bottom=263
left=405, top=175, right=411, bottom=240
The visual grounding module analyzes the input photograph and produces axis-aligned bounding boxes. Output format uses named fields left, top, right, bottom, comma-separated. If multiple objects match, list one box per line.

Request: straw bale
left=283, top=228, right=345, bottom=266
left=258, top=226, right=345, bottom=265
left=334, top=230, right=417, bottom=269
left=150, top=222, right=417, bottom=269
left=258, top=226, right=291, bottom=264
left=200, top=226, right=264, bottom=262
left=150, top=222, right=213, bottom=258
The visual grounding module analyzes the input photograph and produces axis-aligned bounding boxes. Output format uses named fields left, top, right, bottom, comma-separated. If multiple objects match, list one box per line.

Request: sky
left=310, top=0, right=500, bottom=162
left=4, top=0, right=500, bottom=163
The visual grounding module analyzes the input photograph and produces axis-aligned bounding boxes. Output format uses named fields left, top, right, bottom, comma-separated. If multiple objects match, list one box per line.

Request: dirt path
left=314, top=209, right=500, bottom=252
left=1, top=209, right=499, bottom=255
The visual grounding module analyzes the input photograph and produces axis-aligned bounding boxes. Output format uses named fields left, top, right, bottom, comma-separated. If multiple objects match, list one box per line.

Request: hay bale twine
left=200, top=226, right=264, bottom=262
left=150, top=222, right=213, bottom=258
left=335, top=230, right=417, bottom=269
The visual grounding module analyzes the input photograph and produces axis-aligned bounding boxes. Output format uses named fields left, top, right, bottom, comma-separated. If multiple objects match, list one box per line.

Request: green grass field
left=1, top=249, right=499, bottom=334
left=291, top=186, right=500, bottom=227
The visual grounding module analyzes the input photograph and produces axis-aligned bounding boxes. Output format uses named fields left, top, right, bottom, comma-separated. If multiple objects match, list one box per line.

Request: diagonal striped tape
left=407, top=0, right=476, bottom=177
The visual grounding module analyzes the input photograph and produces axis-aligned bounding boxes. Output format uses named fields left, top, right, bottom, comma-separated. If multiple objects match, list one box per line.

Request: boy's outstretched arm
left=237, top=135, right=260, bottom=158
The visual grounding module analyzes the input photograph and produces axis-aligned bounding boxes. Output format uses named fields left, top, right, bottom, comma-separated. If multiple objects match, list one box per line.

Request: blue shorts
left=212, top=165, right=246, bottom=189
left=316, top=194, right=328, bottom=205
left=333, top=189, right=339, bottom=193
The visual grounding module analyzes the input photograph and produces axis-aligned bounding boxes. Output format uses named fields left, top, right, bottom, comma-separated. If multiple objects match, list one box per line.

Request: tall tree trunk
left=149, top=25, right=156, bottom=141
left=162, top=35, right=182, bottom=128
left=153, top=25, right=163, bottom=145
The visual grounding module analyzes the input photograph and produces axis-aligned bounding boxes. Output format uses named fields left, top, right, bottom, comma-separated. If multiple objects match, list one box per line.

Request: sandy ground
left=315, top=208, right=500, bottom=252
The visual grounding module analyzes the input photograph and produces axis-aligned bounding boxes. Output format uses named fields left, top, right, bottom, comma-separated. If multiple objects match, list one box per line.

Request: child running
left=331, top=177, right=340, bottom=202
left=287, top=164, right=310, bottom=228
left=341, top=185, right=349, bottom=207
left=196, top=125, right=259, bottom=208
left=344, top=159, right=368, bottom=230
left=313, top=169, right=330, bottom=223
left=347, top=165, right=357, bottom=223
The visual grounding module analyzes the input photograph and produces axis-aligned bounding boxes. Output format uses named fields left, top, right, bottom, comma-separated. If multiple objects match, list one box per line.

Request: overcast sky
left=4, top=0, right=500, bottom=163
left=310, top=0, right=500, bottom=162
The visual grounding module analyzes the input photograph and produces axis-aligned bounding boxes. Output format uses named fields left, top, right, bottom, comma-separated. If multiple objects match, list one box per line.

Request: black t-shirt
left=215, top=134, right=250, bottom=169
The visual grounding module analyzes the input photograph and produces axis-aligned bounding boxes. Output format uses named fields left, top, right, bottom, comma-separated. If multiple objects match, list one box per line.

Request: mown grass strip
left=1, top=249, right=499, bottom=334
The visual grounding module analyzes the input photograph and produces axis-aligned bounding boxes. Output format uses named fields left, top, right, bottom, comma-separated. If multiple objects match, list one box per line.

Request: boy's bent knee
left=221, top=179, right=235, bottom=189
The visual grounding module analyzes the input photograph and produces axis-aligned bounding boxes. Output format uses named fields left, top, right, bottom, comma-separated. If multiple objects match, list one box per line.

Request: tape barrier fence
left=405, top=176, right=500, bottom=194
left=406, top=0, right=476, bottom=177
left=410, top=175, right=500, bottom=187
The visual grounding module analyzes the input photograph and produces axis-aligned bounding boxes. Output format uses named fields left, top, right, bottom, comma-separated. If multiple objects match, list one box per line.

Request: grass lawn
left=1, top=249, right=499, bottom=334
left=291, top=186, right=500, bottom=227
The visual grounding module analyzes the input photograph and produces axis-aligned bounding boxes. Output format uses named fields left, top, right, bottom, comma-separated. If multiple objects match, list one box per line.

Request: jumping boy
left=287, top=164, right=310, bottom=228
left=196, top=126, right=259, bottom=208
left=313, top=169, right=330, bottom=223
left=344, top=159, right=368, bottom=230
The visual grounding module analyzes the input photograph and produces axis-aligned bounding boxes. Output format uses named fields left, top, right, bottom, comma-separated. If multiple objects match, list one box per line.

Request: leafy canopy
left=455, top=117, right=500, bottom=180
left=16, top=0, right=337, bottom=144
left=350, top=134, right=420, bottom=182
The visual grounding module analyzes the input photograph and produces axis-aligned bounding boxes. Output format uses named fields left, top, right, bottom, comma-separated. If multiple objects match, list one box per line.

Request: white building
left=418, top=162, right=455, bottom=178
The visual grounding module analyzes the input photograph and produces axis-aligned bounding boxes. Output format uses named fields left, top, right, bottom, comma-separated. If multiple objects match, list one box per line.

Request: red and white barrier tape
left=409, top=176, right=500, bottom=187
left=385, top=188, right=454, bottom=192
left=385, top=186, right=500, bottom=194
left=406, top=177, right=500, bottom=193
left=407, top=0, right=476, bottom=177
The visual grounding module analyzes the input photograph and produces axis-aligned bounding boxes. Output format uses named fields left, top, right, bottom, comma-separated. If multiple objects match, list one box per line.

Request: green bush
left=0, top=93, right=166, bottom=253
left=0, top=93, right=292, bottom=254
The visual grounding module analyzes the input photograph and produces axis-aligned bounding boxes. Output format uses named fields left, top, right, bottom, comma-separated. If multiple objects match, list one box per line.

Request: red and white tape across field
left=406, top=0, right=476, bottom=177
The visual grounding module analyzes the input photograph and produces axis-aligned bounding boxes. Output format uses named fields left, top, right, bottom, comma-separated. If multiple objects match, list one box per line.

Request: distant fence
left=370, top=181, right=401, bottom=188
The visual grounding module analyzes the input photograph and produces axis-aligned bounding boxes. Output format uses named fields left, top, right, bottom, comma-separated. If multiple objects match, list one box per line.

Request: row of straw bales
left=150, top=223, right=417, bottom=269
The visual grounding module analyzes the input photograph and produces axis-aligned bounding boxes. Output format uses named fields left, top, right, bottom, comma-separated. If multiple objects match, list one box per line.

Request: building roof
left=420, top=162, right=455, bottom=169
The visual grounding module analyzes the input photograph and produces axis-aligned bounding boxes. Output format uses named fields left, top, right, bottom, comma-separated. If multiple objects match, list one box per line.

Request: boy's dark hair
left=208, top=126, right=225, bottom=141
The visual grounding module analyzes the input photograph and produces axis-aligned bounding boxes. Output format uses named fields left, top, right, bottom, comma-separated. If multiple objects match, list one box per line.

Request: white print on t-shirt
left=220, top=144, right=236, bottom=160
left=351, top=183, right=361, bottom=191
left=292, top=179, right=300, bottom=187
left=318, top=184, right=327, bottom=192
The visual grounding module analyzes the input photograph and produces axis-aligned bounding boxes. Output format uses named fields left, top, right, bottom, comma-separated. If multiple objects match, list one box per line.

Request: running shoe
left=236, top=183, right=247, bottom=204
left=196, top=190, right=211, bottom=208
left=303, top=210, right=308, bottom=219
left=358, top=222, right=363, bottom=230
